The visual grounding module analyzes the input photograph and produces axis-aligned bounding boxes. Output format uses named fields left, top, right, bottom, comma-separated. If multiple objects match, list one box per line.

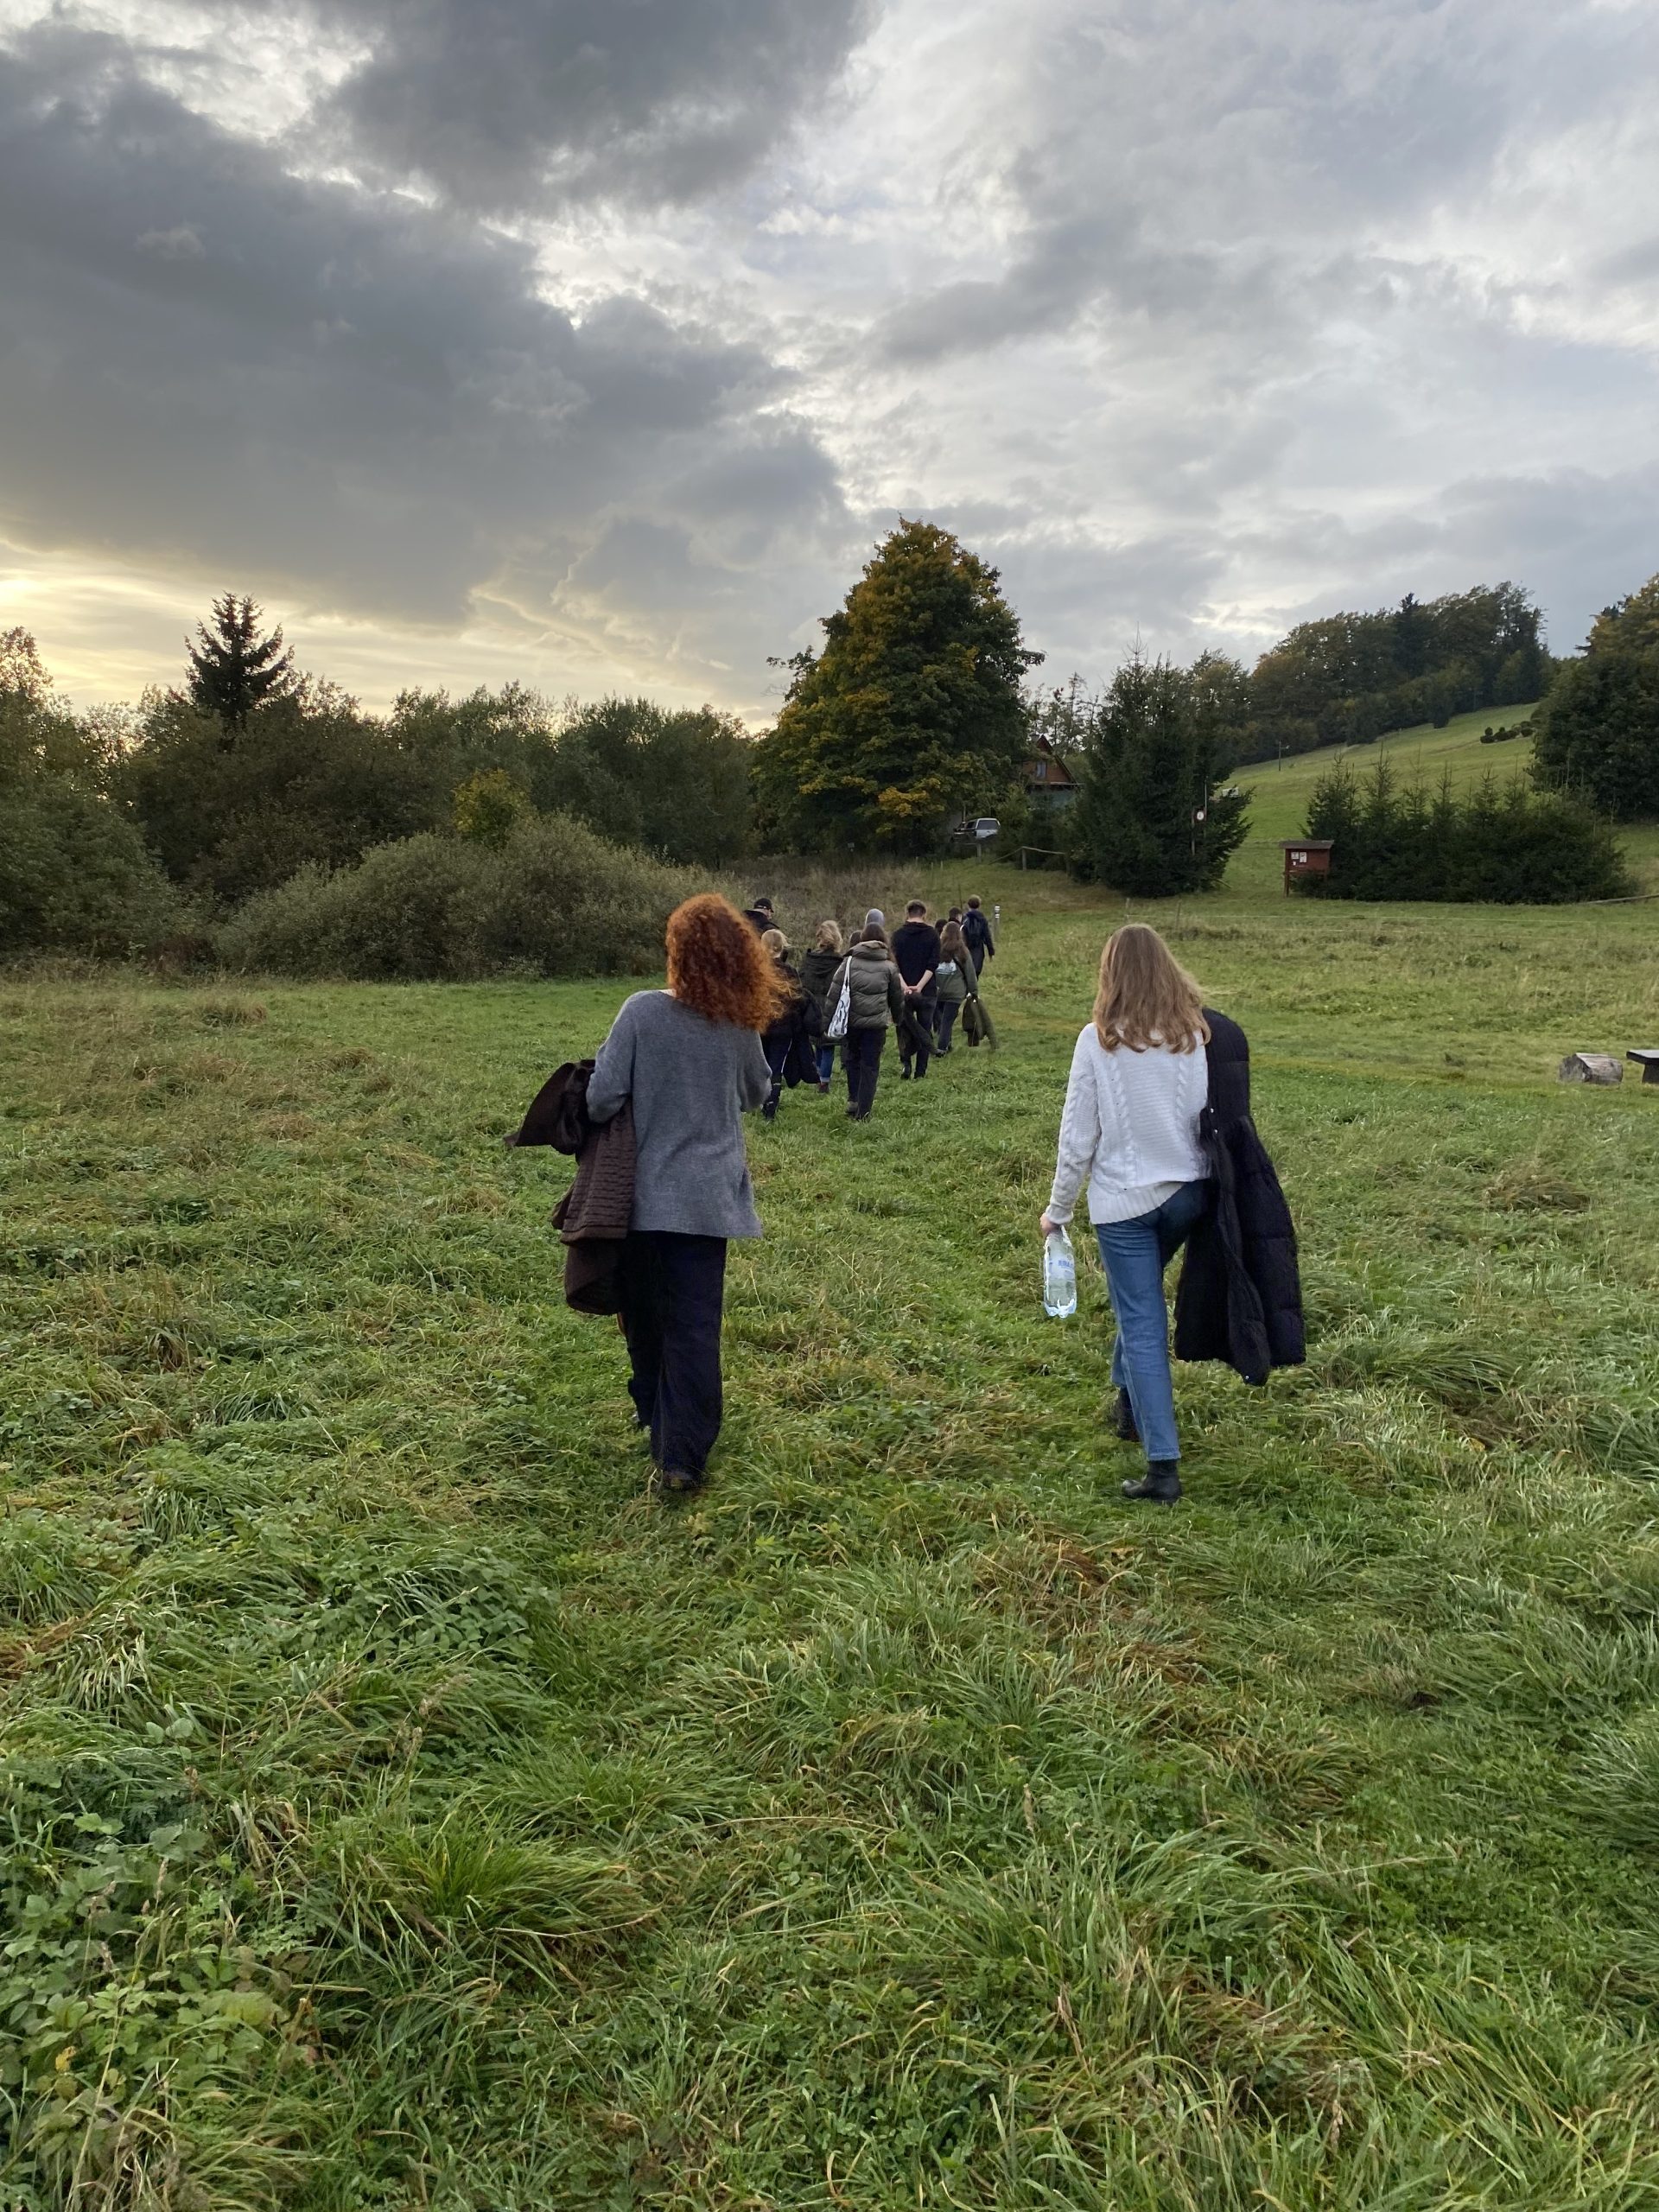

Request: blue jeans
left=815, top=1041, right=836, bottom=1084
left=1095, top=1181, right=1211, bottom=1464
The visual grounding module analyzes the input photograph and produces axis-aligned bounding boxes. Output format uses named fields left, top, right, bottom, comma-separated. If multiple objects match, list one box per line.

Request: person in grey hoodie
left=587, top=893, right=785, bottom=1496
left=825, top=926, right=906, bottom=1121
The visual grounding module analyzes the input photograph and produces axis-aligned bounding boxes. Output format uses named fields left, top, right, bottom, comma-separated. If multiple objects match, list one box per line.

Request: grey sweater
left=587, top=991, right=771, bottom=1239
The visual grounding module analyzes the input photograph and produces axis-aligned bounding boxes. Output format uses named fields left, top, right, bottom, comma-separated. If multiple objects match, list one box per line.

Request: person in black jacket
left=961, top=896, right=994, bottom=976
left=797, top=921, right=844, bottom=1095
left=759, top=928, right=806, bottom=1120
left=889, top=900, right=941, bottom=1079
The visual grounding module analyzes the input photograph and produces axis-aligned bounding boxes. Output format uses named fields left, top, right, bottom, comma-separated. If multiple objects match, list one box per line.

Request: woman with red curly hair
left=587, top=894, right=790, bottom=1497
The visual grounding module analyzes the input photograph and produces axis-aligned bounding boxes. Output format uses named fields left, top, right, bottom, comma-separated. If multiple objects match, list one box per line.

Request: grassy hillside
left=5, top=885, right=1659, bottom=2209
left=1224, top=702, right=1659, bottom=899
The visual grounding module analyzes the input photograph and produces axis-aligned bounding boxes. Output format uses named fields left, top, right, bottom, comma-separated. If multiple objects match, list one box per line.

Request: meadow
left=4, top=837, right=1659, bottom=2208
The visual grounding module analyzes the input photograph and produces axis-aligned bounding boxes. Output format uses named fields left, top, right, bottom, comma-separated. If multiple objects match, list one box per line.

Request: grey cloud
left=308, top=0, right=874, bottom=212
left=0, top=22, right=852, bottom=667
left=880, top=0, right=1658, bottom=366
left=135, top=222, right=206, bottom=258
left=1220, top=463, right=1659, bottom=658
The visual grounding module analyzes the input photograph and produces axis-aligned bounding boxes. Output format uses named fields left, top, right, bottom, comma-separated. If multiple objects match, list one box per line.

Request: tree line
left=3, top=537, right=1655, bottom=965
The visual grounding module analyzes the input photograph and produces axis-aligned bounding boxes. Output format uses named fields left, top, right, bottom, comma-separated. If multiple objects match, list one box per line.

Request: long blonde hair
left=816, top=919, right=843, bottom=953
left=1092, top=924, right=1209, bottom=1053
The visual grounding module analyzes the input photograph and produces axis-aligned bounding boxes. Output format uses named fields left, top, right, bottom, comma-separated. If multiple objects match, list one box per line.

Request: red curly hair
left=665, top=894, right=791, bottom=1030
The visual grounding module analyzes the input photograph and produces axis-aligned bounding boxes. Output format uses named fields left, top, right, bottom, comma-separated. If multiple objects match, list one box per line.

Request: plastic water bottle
left=1042, top=1227, right=1077, bottom=1319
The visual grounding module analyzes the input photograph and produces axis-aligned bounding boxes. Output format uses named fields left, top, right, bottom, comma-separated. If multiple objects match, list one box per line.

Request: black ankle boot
left=1113, top=1388, right=1140, bottom=1443
left=1122, top=1461, right=1181, bottom=1505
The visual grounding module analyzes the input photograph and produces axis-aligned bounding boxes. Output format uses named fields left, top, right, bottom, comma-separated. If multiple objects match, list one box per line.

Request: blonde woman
left=798, top=920, right=845, bottom=1093
left=1039, top=924, right=1216, bottom=1504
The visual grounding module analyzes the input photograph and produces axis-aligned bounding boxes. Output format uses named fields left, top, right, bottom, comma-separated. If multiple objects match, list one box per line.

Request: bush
left=0, top=678, right=183, bottom=959
left=214, top=813, right=696, bottom=980
left=1296, top=764, right=1632, bottom=904
left=553, top=697, right=754, bottom=864
left=0, top=781, right=184, bottom=958
left=118, top=690, right=436, bottom=908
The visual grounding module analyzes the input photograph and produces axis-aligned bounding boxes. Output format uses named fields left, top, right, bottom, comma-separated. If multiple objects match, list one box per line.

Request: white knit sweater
left=1046, top=1026, right=1210, bottom=1226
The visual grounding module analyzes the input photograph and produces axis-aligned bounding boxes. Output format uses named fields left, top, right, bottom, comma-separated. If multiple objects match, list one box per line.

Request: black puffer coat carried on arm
left=1173, top=1010, right=1304, bottom=1385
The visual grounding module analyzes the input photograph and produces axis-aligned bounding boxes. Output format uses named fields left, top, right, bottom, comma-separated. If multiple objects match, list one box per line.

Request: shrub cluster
left=215, top=813, right=696, bottom=980
left=0, top=662, right=183, bottom=960
left=1297, top=764, right=1632, bottom=904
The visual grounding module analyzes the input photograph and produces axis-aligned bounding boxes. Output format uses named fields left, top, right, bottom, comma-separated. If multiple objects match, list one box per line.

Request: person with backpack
left=586, top=893, right=788, bottom=1497
left=889, top=899, right=942, bottom=1079
left=961, top=896, right=995, bottom=976
left=931, top=918, right=978, bottom=1053
left=824, top=925, right=906, bottom=1121
left=759, top=928, right=807, bottom=1121
left=798, top=920, right=845, bottom=1094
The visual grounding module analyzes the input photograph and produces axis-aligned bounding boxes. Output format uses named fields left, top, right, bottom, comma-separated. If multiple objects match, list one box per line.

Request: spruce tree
left=186, top=594, right=297, bottom=733
left=1069, top=652, right=1250, bottom=894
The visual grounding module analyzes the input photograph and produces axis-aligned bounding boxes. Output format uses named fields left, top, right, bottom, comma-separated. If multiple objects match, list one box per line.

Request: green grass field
left=6, top=860, right=1659, bottom=2209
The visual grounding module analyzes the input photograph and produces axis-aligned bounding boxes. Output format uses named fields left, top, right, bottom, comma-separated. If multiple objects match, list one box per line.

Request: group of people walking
left=743, top=894, right=996, bottom=1122
left=566, top=893, right=1299, bottom=1505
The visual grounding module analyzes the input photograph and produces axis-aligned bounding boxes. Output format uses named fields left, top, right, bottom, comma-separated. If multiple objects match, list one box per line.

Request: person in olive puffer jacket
left=826, top=927, right=906, bottom=1120
left=931, top=918, right=978, bottom=1054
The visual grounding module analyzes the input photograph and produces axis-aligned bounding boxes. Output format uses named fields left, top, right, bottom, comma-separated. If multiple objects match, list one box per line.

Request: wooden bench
left=1628, top=1050, right=1659, bottom=1086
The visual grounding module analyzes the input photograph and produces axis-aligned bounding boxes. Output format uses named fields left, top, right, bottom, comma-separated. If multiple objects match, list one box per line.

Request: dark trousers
left=844, top=1027, right=885, bottom=1118
left=900, top=987, right=936, bottom=1074
left=618, top=1231, right=728, bottom=1477
left=933, top=998, right=961, bottom=1051
left=763, top=1033, right=791, bottom=1111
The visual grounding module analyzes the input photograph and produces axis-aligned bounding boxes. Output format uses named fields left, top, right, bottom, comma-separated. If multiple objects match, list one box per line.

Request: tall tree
left=1027, top=673, right=1097, bottom=763
left=186, top=594, right=298, bottom=732
left=753, top=520, right=1041, bottom=852
left=552, top=696, right=753, bottom=864
left=1532, top=569, right=1659, bottom=821
left=1069, top=652, right=1250, bottom=895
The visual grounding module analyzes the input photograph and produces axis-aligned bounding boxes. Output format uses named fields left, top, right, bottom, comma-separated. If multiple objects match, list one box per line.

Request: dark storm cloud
left=309, top=0, right=873, bottom=212
left=0, top=22, right=849, bottom=637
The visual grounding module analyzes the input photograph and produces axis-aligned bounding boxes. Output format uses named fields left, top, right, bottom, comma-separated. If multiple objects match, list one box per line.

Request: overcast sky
left=2, top=0, right=1656, bottom=717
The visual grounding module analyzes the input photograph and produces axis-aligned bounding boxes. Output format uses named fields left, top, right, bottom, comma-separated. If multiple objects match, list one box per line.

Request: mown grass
left=4, top=881, right=1659, bottom=2210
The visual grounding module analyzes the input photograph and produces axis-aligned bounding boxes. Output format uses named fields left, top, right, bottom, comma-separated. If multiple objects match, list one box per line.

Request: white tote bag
left=824, top=957, right=854, bottom=1041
